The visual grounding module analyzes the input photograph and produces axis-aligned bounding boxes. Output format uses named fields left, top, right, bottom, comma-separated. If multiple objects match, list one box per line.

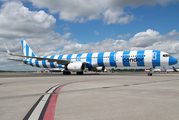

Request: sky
left=0, top=0, right=179, bottom=71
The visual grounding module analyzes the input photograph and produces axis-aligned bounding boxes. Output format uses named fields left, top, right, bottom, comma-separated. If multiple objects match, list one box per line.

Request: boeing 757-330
left=5, top=40, right=178, bottom=76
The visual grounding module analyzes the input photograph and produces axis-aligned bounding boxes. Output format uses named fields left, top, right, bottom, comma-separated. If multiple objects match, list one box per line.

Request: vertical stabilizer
left=21, top=40, right=36, bottom=57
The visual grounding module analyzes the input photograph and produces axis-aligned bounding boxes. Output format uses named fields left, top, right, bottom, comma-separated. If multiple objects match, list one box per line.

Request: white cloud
left=94, top=30, right=99, bottom=35
left=27, top=0, right=177, bottom=24
left=102, top=8, right=134, bottom=24
left=28, top=0, right=134, bottom=24
left=0, top=1, right=56, bottom=38
left=117, top=33, right=131, bottom=39
left=129, top=29, right=162, bottom=47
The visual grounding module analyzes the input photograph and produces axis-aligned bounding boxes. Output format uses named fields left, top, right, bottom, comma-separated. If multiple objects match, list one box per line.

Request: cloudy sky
left=0, top=0, right=179, bottom=71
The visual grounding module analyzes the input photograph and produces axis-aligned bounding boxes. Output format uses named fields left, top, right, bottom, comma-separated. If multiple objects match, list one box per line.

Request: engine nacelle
left=66, top=62, right=85, bottom=72
left=88, top=66, right=105, bottom=72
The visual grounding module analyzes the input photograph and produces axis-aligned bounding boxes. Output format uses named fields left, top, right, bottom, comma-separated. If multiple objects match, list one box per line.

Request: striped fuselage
left=24, top=50, right=177, bottom=69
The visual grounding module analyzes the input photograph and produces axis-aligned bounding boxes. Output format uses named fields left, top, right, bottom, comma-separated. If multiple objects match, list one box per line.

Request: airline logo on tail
left=21, top=40, right=36, bottom=57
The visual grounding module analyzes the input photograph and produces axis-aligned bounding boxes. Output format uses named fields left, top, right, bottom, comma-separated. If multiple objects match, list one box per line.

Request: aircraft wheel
left=76, top=72, right=83, bottom=75
left=63, top=71, right=71, bottom=75
left=148, top=73, right=152, bottom=76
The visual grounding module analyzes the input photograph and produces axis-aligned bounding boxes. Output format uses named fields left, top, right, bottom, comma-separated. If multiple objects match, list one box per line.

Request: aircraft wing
left=8, top=54, right=89, bottom=65
left=8, top=54, right=71, bottom=65
left=5, top=44, right=88, bottom=65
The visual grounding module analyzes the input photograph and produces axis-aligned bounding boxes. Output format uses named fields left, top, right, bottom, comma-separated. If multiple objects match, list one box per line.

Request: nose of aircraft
left=169, top=57, right=178, bottom=65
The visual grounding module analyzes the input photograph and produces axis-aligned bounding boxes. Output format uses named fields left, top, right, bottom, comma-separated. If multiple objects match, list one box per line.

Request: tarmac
left=0, top=72, right=179, bottom=120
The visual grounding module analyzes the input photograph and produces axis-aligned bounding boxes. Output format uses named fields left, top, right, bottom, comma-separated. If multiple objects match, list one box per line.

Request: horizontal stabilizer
left=7, top=58, right=26, bottom=62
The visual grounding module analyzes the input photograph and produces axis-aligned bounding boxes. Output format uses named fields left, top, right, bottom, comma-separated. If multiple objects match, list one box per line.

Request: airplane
left=145, top=67, right=166, bottom=73
left=172, top=66, right=178, bottom=72
left=153, top=68, right=161, bottom=72
left=162, top=67, right=167, bottom=72
left=5, top=40, right=178, bottom=76
left=166, top=66, right=179, bottom=72
left=144, top=68, right=150, bottom=73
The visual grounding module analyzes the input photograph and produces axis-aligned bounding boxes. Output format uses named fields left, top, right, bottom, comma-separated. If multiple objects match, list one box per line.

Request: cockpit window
left=163, top=54, right=171, bottom=57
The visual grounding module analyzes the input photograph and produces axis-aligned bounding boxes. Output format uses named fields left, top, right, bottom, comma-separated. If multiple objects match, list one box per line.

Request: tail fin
left=21, top=40, right=36, bottom=57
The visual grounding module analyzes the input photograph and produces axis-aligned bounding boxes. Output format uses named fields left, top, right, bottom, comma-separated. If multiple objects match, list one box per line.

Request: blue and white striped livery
left=5, top=40, right=178, bottom=75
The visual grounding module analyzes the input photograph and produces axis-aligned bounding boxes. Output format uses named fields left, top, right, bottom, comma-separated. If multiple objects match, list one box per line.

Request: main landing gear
left=63, top=71, right=71, bottom=75
left=63, top=71, right=84, bottom=75
left=148, top=68, right=153, bottom=76
left=76, top=71, right=83, bottom=75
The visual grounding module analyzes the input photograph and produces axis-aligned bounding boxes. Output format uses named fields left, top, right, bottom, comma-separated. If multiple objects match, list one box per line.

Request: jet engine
left=66, top=62, right=85, bottom=72
left=88, top=66, right=105, bottom=72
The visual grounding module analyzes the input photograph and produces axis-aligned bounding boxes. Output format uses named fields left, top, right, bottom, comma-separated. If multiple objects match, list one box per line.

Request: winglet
left=4, top=44, right=13, bottom=55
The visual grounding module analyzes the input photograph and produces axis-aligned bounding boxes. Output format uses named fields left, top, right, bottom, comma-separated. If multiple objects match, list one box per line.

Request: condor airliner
left=5, top=40, right=178, bottom=76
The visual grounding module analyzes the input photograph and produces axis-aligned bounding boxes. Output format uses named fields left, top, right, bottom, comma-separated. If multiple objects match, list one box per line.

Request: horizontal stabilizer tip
left=4, top=44, right=12, bottom=55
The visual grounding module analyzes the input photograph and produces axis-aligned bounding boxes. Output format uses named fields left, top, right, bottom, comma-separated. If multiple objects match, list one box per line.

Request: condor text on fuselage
left=123, top=57, right=144, bottom=62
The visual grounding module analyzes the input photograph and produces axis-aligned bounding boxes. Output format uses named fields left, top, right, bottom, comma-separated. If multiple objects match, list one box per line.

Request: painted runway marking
left=23, top=79, right=179, bottom=120
left=28, top=94, right=50, bottom=120
left=23, top=82, right=77, bottom=120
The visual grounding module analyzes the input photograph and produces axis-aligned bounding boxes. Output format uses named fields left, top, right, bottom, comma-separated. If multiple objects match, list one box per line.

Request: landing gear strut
left=148, top=68, right=153, bottom=76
